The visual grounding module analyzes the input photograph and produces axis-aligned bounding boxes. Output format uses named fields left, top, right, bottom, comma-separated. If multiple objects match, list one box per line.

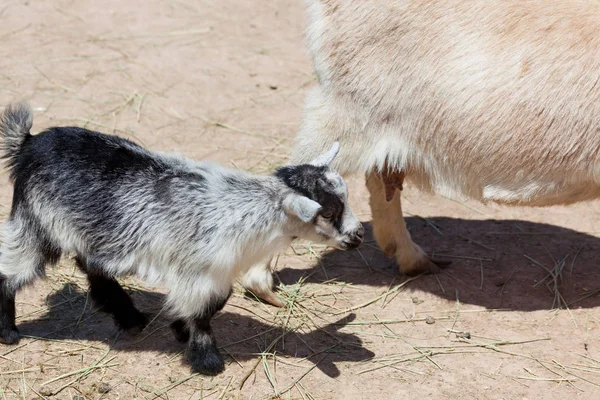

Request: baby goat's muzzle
left=340, top=225, right=364, bottom=250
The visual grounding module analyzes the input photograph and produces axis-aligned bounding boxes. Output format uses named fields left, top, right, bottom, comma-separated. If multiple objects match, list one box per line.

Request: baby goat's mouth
left=339, top=237, right=363, bottom=250
left=337, top=227, right=364, bottom=250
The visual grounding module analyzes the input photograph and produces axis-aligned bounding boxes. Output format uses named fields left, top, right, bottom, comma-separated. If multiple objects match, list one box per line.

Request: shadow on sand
left=277, top=217, right=600, bottom=311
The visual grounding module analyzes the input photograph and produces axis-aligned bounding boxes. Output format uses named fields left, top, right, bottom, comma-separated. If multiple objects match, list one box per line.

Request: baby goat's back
left=9, top=127, right=283, bottom=279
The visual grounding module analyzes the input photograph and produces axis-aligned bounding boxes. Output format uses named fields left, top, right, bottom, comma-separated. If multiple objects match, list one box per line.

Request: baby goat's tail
left=0, top=102, right=32, bottom=171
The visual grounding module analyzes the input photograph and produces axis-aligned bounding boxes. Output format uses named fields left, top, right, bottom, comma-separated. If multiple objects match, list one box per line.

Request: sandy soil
left=0, top=1, right=599, bottom=399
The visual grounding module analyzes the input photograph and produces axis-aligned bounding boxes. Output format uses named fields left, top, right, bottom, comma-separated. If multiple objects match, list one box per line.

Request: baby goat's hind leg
left=170, top=318, right=190, bottom=343
left=0, top=218, right=60, bottom=344
left=75, top=257, right=147, bottom=333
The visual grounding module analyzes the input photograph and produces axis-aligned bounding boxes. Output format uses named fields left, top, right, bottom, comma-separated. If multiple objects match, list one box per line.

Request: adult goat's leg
left=366, top=170, right=449, bottom=275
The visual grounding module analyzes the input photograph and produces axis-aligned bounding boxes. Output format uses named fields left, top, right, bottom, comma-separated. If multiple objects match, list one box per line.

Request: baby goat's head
left=276, top=143, right=364, bottom=250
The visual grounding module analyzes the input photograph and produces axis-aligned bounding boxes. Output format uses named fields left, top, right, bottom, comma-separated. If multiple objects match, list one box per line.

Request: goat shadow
left=277, top=217, right=600, bottom=311
left=13, top=284, right=373, bottom=378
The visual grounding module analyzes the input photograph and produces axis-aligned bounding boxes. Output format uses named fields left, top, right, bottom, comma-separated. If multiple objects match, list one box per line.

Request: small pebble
left=455, top=331, right=471, bottom=339
left=97, top=382, right=111, bottom=394
left=39, top=388, right=53, bottom=397
left=411, top=297, right=423, bottom=305
left=425, top=316, right=435, bottom=324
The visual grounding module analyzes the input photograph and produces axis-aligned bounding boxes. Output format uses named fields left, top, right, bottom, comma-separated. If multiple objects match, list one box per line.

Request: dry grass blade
left=570, top=245, right=584, bottom=275
left=499, top=266, right=519, bottom=303
left=262, top=354, right=278, bottom=394
left=515, top=376, right=576, bottom=382
left=378, top=316, right=443, bottom=371
left=525, top=254, right=572, bottom=310
left=358, top=337, right=551, bottom=375
left=238, top=333, right=285, bottom=391
left=238, top=281, right=307, bottom=393
left=0, top=367, right=42, bottom=376
left=551, top=360, right=600, bottom=387
left=217, top=376, right=233, bottom=400
left=332, top=275, right=422, bottom=316
left=334, top=317, right=451, bottom=326
left=458, top=234, right=496, bottom=251
left=486, top=232, right=564, bottom=235
left=434, top=254, right=493, bottom=262
left=150, top=373, right=199, bottom=400
left=568, top=288, right=600, bottom=306
left=41, top=358, right=117, bottom=386
left=197, top=116, right=280, bottom=141
left=479, top=260, right=484, bottom=290
left=275, top=355, right=327, bottom=397
left=434, top=272, right=446, bottom=293
left=448, top=289, right=461, bottom=336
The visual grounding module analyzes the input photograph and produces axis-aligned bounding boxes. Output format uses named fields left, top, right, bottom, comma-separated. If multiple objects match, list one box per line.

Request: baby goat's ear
left=309, top=142, right=340, bottom=167
left=283, top=194, right=322, bottom=223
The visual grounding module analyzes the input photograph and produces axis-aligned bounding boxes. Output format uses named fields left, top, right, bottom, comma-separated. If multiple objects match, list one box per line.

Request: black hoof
left=170, top=319, right=190, bottom=343
left=0, top=327, right=20, bottom=345
left=187, top=342, right=225, bottom=375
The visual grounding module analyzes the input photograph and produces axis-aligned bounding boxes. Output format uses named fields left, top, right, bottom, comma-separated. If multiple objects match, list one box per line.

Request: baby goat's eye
left=321, top=210, right=334, bottom=219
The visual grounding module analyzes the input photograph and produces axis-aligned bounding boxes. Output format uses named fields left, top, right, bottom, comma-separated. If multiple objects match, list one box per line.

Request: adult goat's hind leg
left=0, top=218, right=60, bottom=344
left=76, top=257, right=148, bottom=333
left=366, top=170, right=449, bottom=276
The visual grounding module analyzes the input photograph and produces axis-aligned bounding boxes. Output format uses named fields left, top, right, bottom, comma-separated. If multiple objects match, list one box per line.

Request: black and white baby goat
left=0, top=103, right=364, bottom=375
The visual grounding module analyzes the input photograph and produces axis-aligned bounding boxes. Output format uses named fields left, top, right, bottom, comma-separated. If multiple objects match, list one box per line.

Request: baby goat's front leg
left=241, top=258, right=285, bottom=307
left=180, top=289, right=232, bottom=375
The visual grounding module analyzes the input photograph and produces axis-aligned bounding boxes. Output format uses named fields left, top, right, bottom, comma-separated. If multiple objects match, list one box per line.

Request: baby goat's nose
left=355, top=226, right=365, bottom=241
left=343, top=226, right=364, bottom=250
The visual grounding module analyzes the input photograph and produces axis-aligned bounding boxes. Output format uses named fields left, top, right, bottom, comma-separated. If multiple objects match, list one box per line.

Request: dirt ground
left=1, top=0, right=600, bottom=399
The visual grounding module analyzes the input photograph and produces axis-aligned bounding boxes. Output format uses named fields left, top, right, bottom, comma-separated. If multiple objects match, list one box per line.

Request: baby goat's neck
left=209, top=173, right=295, bottom=266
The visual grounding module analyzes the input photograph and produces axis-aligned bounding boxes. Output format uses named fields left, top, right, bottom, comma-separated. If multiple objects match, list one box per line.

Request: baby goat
left=0, top=103, right=364, bottom=375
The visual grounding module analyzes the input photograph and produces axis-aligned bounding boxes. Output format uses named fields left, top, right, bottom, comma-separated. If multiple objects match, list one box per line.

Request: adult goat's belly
left=396, top=118, right=600, bottom=207
left=405, top=158, right=600, bottom=207
left=306, top=0, right=600, bottom=207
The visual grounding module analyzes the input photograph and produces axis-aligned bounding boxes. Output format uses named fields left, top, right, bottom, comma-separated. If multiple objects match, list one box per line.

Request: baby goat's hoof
left=115, top=310, right=149, bottom=334
left=246, top=289, right=285, bottom=308
left=0, top=326, right=20, bottom=345
left=187, top=342, right=225, bottom=375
